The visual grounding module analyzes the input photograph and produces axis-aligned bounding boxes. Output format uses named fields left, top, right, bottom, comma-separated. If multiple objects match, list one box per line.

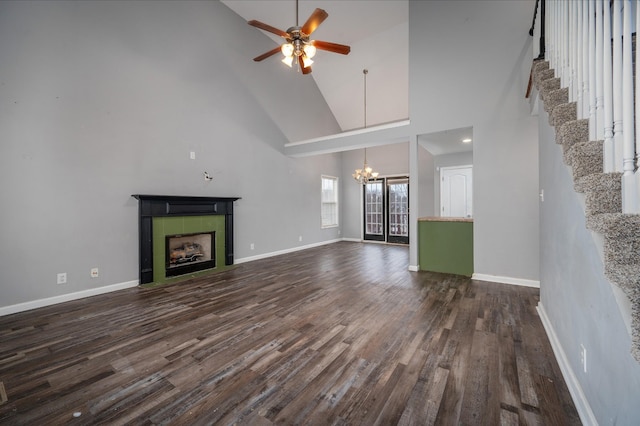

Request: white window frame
left=321, top=175, right=339, bottom=228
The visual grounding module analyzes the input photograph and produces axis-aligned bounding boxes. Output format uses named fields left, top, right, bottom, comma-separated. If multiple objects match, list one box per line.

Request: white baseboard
left=341, top=237, right=362, bottom=243
left=408, top=265, right=420, bottom=272
left=0, top=280, right=139, bottom=317
left=537, top=302, right=598, bottom=426
left=472, top=273, right=540, bottom=288
left=235, top=239, right=343, bottom=264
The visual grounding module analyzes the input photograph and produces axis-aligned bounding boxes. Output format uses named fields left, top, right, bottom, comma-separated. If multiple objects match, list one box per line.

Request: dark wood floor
left=0, top=242, right=580, bottom=425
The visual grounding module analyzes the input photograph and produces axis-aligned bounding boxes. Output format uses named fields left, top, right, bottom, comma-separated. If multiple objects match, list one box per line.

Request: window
left=321, top=175, right=339, bottom=228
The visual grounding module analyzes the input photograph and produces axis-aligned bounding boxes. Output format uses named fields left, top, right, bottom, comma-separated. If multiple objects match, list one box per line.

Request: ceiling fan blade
left=248, top=20, right=289, bottom=38
left=301, top=8, right=328, bottom=36
left=299, top=56, right=312, bottom=74
left=253, top=46, right=282, bottom=62
left=310, top=40, right=351, bottom=55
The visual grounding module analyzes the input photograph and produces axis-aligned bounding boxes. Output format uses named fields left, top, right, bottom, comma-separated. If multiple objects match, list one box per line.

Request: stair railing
left=545, top=0, right=640, bottom=213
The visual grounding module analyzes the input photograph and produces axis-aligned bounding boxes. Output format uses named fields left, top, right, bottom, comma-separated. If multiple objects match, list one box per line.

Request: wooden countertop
left=418, top=216, right=473, bottom=223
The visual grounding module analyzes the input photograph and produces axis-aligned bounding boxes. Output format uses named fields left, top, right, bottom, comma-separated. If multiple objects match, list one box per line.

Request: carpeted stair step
left=550, top=100, right=576, bottom=127
left=532, top=61, right=551, bottom=88
left=584, top=189, right=622, bottom=216
left=575, top=172, right=622, bottom=193
left=604, top=237, right=640, bottom=269
left=557, top=119, right=589, bottom=150
left=604, top=263, right=640, bottom=296
left=565, top=140, right=603, bottom=180
left=577, top=173, right=622, bottom=217
left=539, top=77, right=561, bottom=102
left=532, top=59, right=553, bottom=82
left=535, top=68, right=555, bottom=88
left=592, top=213, right=640, bottom=292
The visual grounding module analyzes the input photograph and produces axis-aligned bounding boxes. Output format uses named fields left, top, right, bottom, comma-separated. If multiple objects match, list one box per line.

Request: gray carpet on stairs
left=533, top=60, right=640, bottom=362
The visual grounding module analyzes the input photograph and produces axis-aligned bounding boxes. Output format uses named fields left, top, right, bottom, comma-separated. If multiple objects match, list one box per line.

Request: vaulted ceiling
left=221, top=0, right=408, bottom=132
left=221, top=0, right=472, bottom=154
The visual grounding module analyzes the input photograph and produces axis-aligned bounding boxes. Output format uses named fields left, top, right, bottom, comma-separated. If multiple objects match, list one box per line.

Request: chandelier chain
left=352, top=68, right=378, bottom=185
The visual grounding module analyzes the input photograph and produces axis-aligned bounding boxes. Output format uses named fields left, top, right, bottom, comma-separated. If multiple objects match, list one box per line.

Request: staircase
left=533, top=59, right=640, bottom=362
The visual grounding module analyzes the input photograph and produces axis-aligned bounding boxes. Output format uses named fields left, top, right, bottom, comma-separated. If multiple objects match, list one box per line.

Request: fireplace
left=166, top=231, right=215, bottom=277
left=132, top=195, right=240, bottom=284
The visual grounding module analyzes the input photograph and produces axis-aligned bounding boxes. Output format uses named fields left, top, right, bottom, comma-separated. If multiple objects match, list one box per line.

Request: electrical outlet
left=189, top=151, right=196, bottom=160
left=580, top=344, right=587, bottom=373
left=298, top=235, right=302, bottom=242
left=57, top=273, right=67, bottom=284
left=250, top=243, right=255, bottom=250
left=90, top=268, right=99, bottom=278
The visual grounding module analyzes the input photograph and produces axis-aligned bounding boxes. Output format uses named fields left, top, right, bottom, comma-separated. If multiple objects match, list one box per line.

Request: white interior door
left=441, top=166, right=473, bottom=218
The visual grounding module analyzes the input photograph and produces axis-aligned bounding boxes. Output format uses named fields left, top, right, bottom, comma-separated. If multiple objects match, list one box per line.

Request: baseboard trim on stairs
left=0, top=280, right=139, bottom=317
left=537, top=302, right=598, bottom=426
left=471, top=273, right=540, bottom=288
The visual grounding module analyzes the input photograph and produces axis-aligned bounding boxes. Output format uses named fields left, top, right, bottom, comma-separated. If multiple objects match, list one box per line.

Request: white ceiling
left=221, top=0, right=471, bottom=155
left=418, top=127, right=474, bottom=156
left=221, top=0, right=408, bottom=130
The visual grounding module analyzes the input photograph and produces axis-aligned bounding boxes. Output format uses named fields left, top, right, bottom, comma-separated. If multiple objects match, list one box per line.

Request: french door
left=363, top=177, right=409, bottom=244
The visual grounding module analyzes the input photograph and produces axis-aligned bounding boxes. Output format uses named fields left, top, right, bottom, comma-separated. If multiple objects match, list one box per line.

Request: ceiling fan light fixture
left=303, top=44, right=316, bottom=59
left=302, top=55, right=314, bottom=68
left=282, top=55, right=294, bottom=67
left=281, top=43, right=294, bottom=57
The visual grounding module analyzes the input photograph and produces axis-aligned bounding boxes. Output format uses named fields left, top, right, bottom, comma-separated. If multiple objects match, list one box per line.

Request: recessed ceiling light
left=462, top=138, right=472, bottom=143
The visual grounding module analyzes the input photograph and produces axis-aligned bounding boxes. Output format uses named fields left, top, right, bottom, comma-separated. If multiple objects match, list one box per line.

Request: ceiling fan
left=248, top=0, right=351, bottom=75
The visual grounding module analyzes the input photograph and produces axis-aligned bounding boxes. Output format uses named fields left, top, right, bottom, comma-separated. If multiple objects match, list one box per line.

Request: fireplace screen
left=165, top=232, right=216, bottom=277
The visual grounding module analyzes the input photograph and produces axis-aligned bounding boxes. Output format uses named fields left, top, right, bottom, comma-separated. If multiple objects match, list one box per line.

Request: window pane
left=321, top=176, right=338, bottom=228
left=388, top=181, right=408, bottom=237
left=365, top=181, right=383, bottom=235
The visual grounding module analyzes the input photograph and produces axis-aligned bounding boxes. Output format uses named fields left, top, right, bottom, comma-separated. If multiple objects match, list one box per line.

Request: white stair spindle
left=583, top=0, right=591, bottom=121
left=595, top=0, right=605, bottom=140
left=569, top=0, right=576, bottom=100
left=551, top=0, right=558, bottom=71
left=622, top=0, right=638, bottom=213
left=577, top=0, right=585, bottom=117
left=635, top=0, right=640, bottom=206
left=589, top=0, right=598, bottom=140
left=613, top=0, right=624, bottom=172
left=603, top=0, right=615, bottom=172
left=562, top=2, right=571, bottom=87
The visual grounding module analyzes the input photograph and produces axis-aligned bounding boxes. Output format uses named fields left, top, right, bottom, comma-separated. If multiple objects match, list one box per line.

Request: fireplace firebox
left=132, top=195, right=240, bottom=284
left=166, top=231, right=215, bottom=277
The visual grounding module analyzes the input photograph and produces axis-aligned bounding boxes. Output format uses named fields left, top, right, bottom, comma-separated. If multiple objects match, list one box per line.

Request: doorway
left=440, top=165, right=473, bottom=218
left=363, top=177, right=409, bottom=244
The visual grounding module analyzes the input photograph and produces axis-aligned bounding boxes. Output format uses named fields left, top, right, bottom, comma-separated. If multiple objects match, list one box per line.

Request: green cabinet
left=418, top=218, right=473, bottom=276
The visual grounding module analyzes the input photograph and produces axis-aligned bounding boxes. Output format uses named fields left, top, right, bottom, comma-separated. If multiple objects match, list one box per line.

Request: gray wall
left=0, top=0, right=342, bottom=308
left=408, top=0, right=539, bottom=281
left=418, top=146, right=435, bottom=219
left=538, top=107, right=640, bottom=424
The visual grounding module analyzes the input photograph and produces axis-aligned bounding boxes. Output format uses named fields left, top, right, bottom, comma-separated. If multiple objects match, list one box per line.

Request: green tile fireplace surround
left=152, top=215, right=226, bottom=284
left=418, top=217, right=474, bottom=276
left=132, top=195, right=240, bottom=285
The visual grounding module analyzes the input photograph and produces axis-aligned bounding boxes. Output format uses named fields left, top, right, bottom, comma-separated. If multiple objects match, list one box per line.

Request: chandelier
left=353, top=69, right=379, bottom=184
